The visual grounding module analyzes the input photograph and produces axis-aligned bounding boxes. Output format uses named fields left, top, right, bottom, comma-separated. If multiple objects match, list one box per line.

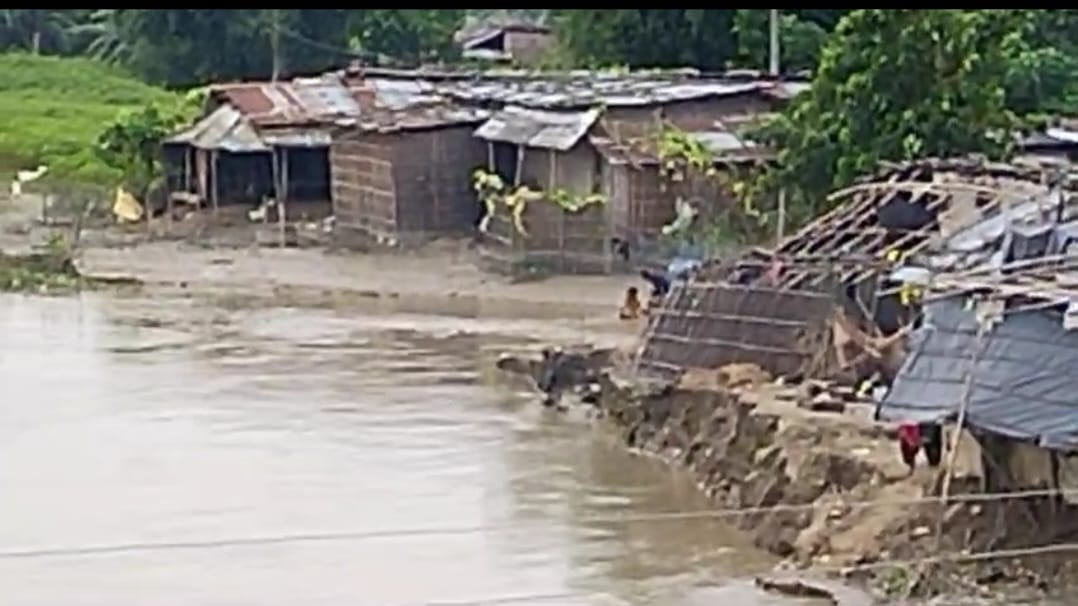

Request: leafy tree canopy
left=757, top=10, right=1026, bottom=213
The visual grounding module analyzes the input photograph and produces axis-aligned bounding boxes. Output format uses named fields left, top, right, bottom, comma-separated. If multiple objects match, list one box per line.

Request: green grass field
left=0, top=53, right=181, bottom=185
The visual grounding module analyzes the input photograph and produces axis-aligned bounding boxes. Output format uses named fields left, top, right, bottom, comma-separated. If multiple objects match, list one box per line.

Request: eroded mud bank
left=497, top=348, right=1078, bottom=603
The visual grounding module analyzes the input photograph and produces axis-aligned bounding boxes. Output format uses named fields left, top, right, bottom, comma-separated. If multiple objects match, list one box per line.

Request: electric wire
left=0, top=484, right=1075, bottom=562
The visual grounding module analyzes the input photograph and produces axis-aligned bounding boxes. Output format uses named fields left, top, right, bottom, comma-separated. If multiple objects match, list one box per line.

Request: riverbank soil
left=593, top=359, right=1078, bottom=602
left=0, top=192, right=643, bottom=345
left=491, top=343, right=1077, bottom=602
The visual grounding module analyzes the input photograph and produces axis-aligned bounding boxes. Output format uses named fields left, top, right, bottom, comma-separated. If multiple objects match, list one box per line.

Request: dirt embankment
left=616, top=377, right=1078, bottom=600
left=500, top=349, right=1078, bottom=602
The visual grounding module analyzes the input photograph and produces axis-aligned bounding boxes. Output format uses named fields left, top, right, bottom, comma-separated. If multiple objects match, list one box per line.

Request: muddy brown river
left=0, top=292, right=835, bottom=605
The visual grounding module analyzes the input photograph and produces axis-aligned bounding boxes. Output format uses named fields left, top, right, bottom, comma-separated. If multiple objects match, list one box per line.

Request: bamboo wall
left=635, top=282, right=836, bottom=380
left=331, top=126, right=485, bottom=246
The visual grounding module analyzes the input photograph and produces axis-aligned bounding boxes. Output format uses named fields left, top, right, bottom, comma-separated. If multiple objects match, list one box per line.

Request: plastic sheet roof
left=880, top=299, right=1078, bottom=451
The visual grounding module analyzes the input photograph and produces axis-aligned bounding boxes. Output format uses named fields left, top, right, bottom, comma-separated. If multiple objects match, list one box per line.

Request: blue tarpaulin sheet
left=880, top=298, right=1078, bottom=451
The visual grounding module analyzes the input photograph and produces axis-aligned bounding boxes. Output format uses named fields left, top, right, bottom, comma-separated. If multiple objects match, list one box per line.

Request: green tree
left=0, top=10, right=82, bottom=54
left=83, top=10, right=350, bottom=87
left=95, top=95, right=200, bottom=196
left=553, top=10, right=738, bottom=70
left=64, top=9, right=130, bottom=64
left=347, top=10, right=465, bottom=64
left=1002, top=10, right=1078, bottom=116
left=68, top=10, right=461, bottom=86
left=758, top=10, right=1024, bottom=213
left=731, top=10, right=829, bottom=73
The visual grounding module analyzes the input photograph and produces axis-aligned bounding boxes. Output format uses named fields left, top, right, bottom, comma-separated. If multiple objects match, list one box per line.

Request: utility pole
left=269, top=10, right=281, bottom=82
left=769, top=9, right=786, bottom=242
left=768, top=9, right=780, bottom=77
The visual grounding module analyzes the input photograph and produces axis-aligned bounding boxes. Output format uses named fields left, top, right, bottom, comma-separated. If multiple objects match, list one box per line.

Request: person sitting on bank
left=619, top=287, right=643, bottom=320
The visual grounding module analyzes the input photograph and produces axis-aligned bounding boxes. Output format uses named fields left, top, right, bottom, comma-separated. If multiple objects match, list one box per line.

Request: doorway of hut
left=475, top=142, right=519, bottom=229
left=277, top=147, right=333, bottom=222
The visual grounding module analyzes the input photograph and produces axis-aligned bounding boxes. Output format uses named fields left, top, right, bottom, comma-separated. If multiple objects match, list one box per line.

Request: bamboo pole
left=940, top=324, right=988, bottom=506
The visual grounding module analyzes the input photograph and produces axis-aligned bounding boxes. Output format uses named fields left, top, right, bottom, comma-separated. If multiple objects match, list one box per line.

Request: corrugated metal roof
left=474, top=106, right=600, bottom=151
left=210, top=74, right=360, bottom=127
left=1019, top=131, right=1073, bottom=148
left=440, top=78, right=771, bottom=110
left=763, top=81, right=811, bottom=100
left=455, top=18, right=551, bottom=47
left=184, top=69, right=803, bottom=145
left=340, top=104, right=490, bottom=135
left=211, top=69, right=800, bottom=120
left=462, top=48, right=512, bottom=62
left=166, top=105, right=268, bottom=152
left=589, top=126, right=772, bottom=166
left=461, top=28, right=506, bottom=51
left=1046, top=127, right=1078, bottom=145
left=260, top=128, right=332, bottom=148
left=692, top=130, right=760, bottom=154
left=366, top=78, right=442, bottom=111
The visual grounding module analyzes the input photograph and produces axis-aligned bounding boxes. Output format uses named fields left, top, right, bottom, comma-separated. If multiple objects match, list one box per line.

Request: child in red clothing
left=897, top=422, right=921, bottom=473
left=897, top=422, right=943, bottom=474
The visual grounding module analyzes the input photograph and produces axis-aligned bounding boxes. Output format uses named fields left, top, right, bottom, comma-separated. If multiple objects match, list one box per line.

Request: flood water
left=0, top=293, right=815, bottom=606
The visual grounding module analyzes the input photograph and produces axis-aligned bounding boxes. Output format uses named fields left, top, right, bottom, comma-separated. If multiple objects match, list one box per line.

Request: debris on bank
left=495, top=155, right=1078, bottom=602
left=755, top=574, right=875, bottom=606
left=0, top=247, right=82, bottom=293
left=0, top=237, right=140, bottom=295
left=496, top=348, right=1077, bottom=601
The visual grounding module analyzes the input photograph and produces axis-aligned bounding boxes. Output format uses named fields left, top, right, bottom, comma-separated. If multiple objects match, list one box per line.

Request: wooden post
left=550, top=150, right=564, bottom=272
left=210, top=150, right=219, bottom=218
left=272, top=148, right=281, bottom=202
left=512, top=145, right=525, bottom=254
left=166, top=193, right=174, bottom=235
left=776, top=187, right=787, bottom=242
left=184, top=148, right=193, bottom=193
left=279, top=148, right=289, bottom=247
left=934, top=320, right=990, bottom=560
left=514, top=145, right=524, bottom=186
left=547, top=150, right=555, bottom=190
left=431, top=131, right=440, bottom=234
